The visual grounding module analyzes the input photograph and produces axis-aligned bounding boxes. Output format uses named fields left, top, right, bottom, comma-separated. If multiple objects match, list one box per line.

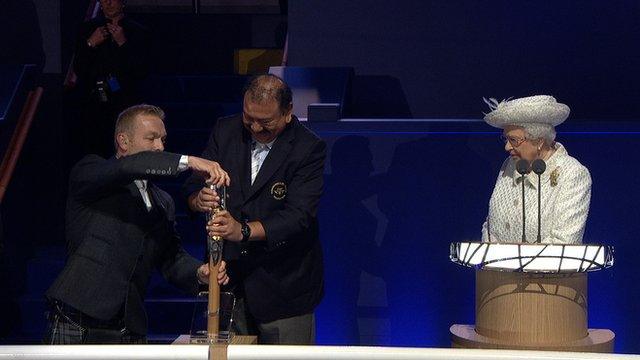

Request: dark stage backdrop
left=289, top=1, right=640, bottom=119
left=307, top=120, right=640, bottom=353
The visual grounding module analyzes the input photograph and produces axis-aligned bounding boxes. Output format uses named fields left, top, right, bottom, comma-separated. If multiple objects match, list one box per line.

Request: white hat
left=483, top=95, right=570, bottom=129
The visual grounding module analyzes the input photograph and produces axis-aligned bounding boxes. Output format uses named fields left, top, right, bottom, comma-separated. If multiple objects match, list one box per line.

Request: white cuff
left=178, top=155, right=189, bottom=172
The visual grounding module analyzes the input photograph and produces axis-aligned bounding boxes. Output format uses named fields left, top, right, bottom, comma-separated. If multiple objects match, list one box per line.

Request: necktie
left=251, top=142, right=268, bottom=185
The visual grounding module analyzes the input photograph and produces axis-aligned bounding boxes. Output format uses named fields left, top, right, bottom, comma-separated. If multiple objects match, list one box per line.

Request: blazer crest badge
left=271, top=182, right=287, bottom=200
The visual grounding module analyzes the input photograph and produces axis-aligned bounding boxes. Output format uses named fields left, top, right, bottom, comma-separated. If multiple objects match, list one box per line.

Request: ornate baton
left=206, top=184, right=226, bottom=341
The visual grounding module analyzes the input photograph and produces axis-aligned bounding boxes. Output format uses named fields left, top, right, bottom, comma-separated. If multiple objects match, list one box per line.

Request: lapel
left=244, top=118, right=296, bottom=202
left=147, top=182, right=170, bottom=218
left=125, top=182, right=147, bottom=211
left=238, top=126, right=252, bottom=203
left=126, top=181, right=140, bottom=197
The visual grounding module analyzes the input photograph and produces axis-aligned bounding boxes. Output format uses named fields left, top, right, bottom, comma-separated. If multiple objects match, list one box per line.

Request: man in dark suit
left=71, top=0, right=151, bottom=158
left=183, top=75, right=326, bottom=344
left=45, top=104, right=230, bottom=344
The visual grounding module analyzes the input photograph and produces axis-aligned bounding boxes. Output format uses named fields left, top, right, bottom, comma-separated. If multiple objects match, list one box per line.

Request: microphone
left=516, top=159, right=530, bottom=242
left=531, top=159, right=547, bottom=243
left=516, top=159, right=530, bottom=175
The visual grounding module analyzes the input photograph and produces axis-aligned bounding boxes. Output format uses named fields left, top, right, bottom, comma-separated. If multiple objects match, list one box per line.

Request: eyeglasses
left=500, top=134, right=527, bottom=147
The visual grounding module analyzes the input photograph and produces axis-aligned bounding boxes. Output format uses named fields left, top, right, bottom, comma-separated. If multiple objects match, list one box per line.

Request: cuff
left=196, top=265, right=206, bottom=285
left=178, top=155, right=189, bottom=172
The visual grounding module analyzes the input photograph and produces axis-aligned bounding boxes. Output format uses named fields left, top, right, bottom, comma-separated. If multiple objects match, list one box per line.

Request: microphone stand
left=532, top=159, right=547, bottom=243
left=521, top=173, right=526, bottom=242
left=516, top=159, right=530, bottom=242
left=537, top=174, right=541, bottom=243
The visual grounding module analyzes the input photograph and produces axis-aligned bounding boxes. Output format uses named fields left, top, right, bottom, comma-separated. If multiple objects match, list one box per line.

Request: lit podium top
left=450, top=242, right=614, bottom=273
left=449, top=241, right=616, bottom=352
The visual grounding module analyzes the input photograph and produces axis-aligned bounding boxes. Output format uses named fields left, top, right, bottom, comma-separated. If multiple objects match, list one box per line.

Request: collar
left=134, top=179, right=148, bottom=189
left=252, top=138, right=276, bottom=151
left=510, top=142, right=568, bottom=189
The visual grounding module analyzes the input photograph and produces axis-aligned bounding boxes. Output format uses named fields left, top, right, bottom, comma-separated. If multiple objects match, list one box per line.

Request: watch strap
left=241, top=220, right=251, bottom=242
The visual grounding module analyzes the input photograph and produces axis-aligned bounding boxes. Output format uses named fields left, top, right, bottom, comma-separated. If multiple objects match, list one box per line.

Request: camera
left=96, top=80, right=108, bottom=102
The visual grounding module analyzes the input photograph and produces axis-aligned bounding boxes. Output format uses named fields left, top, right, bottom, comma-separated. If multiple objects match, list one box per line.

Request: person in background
left=71, top=0, right=151, bottom=158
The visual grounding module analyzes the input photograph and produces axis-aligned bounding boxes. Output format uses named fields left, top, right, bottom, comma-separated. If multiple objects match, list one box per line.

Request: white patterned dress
left=481, top=142, right=591, bottom=244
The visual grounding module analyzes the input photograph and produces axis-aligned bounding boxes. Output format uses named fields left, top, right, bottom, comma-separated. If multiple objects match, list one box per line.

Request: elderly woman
left=481, top=95, right=591, bottom=244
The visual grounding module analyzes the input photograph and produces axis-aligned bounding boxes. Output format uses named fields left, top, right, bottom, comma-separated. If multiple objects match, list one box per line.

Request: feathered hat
left=483, top=95, right=570, bottom=129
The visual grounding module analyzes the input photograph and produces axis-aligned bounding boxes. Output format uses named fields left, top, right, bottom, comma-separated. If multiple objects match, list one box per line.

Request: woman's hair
left=514, top=122, right=557, bottom=144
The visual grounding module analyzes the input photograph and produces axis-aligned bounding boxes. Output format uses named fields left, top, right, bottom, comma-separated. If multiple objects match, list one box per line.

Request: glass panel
left=189, top=291, right=236, bottom=343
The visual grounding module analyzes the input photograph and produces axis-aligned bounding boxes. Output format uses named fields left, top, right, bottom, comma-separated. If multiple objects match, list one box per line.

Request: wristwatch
left=241, top=220, right=251, bottom=243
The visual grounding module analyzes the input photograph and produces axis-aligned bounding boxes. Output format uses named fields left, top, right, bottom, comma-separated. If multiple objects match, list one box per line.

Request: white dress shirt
left=251, top=139, right=275, bottom=185
left=134, top=155, right=189, bottom=211
left=481, top=142, right=591, bottom=244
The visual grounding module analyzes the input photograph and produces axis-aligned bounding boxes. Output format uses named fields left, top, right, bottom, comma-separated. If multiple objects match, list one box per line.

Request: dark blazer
left=183, top=115, right=326, bottom=323
left=47, top=151, right=201, bottom=335
left=74, top=15, right=150, bottom=104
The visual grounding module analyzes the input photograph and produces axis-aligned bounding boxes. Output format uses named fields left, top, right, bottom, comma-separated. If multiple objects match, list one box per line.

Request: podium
left=449, top=242, right=615, bottom=352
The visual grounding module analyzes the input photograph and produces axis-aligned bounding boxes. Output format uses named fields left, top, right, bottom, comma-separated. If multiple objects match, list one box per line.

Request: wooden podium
left=173, top=334, right=257, bottom=360
left=449, top=242, right=615, bottom=352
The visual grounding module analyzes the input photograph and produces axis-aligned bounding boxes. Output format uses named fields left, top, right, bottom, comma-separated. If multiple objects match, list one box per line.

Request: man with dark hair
left=45, top=104, right=230, bottom=344
left=183, top=74, right=326, bottom=344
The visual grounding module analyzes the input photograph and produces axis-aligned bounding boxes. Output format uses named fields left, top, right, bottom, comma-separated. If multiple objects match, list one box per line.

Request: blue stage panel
left=307, top=119, right=640, bottom=351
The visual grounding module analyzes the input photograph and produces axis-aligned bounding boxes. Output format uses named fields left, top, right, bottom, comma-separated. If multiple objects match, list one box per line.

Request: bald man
left=183, top=75, right=326, bottom=344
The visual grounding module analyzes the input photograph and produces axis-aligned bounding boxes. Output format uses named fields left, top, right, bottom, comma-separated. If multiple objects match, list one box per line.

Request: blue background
left=2, top=0, right=640, bottom=354
left=283, top=1, right=640, bottom=350
left=289, top=1, right=640, bottom=119
left=308, top=120, right=638, bottom=352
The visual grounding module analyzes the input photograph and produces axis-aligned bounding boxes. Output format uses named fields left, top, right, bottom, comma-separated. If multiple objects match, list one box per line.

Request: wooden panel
left=234, top=49, right=283, bottom=75
left=172, top=334, right=257, bottom=345
left=210, top=344, right=227, bottom=360
left=230, top=335, right=258, bottom=344
left=451, top=324, right=614, bottom=353
left=174, top=334, right=258, bottom=360
left=475, top=270, right=588, bottom=346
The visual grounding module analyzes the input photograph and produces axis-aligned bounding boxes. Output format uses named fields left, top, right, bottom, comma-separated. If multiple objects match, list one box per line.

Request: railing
left=1, top=345, right=639, bottom=360
left=0, top=86, right=43, bottom=203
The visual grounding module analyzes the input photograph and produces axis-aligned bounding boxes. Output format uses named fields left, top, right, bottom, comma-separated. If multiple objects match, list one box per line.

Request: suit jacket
left=183, top=115, right=326, bottom=322
left=74, top=15, right=150, bottom=105
left=47, top=151, right=201, bottom=335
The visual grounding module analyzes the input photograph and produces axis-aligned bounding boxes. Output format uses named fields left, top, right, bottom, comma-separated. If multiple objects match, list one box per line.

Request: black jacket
left=73, top=15, right=150, bottom=105
left=183, top=115, right=325, bottom=322
left=47, top=151, right=201, bottom=335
